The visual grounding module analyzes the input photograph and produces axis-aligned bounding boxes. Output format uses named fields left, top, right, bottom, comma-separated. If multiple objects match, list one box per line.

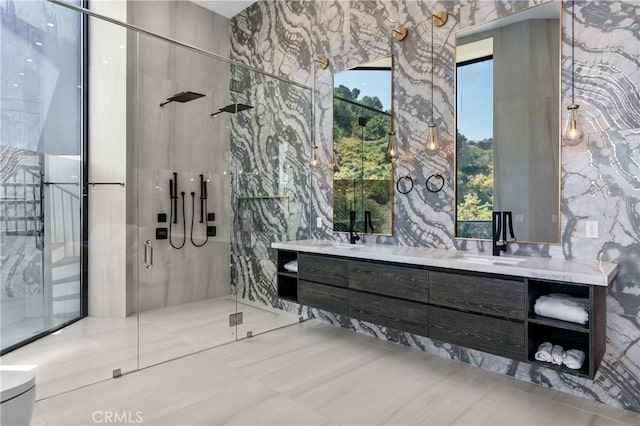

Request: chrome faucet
left=348, top=210, right=360, bottom=244
left=492, top=211, right=515, bottom=256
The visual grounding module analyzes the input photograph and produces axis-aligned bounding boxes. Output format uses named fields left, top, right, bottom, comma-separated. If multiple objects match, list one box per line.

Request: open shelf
left=528, top=322, right=590, bottom=377
left=277, top=250, right=298, bottom=302
left=527, top=279, right=589, bottom=312
left=528, top=314, right=589, bottom=333
left=528, top=358, right=591, bottom=379
left=525, top=279, right=607, bottom=379
left=278, top=294, right=298, bottom=303
left=278, top=271, right=298, bottom=279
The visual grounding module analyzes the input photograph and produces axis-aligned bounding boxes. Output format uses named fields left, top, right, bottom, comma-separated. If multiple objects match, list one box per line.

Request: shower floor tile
left=1, top=296, right=300, bottom=400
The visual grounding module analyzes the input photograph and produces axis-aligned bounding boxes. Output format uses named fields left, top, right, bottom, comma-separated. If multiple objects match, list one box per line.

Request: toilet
left=1, top=371, right=35, bottom=426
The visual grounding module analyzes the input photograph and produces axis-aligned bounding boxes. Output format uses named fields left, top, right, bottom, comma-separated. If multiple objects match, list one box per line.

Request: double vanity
left=272, top=240, right=618, bottom=379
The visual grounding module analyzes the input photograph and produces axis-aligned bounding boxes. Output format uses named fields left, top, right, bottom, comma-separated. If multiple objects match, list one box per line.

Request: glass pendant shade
left=563, top=1, right=584, bottom=146
left=386, top=132, right=398, bottom=162
left=310, top=145, right=319, bottom=167
left=562, top=104, right=584, bottom=146
left=426, top=122, right=438, bottom=151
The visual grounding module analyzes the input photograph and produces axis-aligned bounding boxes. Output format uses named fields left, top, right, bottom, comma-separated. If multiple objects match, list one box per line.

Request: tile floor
left=30, top=320, right=640, bottom=426
left=1, top=297, right=300, bottom=400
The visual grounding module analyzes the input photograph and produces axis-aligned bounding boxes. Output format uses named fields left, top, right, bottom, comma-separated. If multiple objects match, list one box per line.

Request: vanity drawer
left=349, top=261, right=429, bottom=303
left=298, top=280, right=348, bottom=315
left=429, top=272, right=524, bottom=320
left=298, top=254, right=348, bottom=287
left=349, top=291, right=429, bottom=337
left=429, top=306, right=526, bottom=361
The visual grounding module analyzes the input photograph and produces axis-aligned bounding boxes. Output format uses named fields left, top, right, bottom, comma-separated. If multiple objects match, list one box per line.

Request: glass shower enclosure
left=1, top=0, right=311, bottom=400
left=132, top=18, right=312, bottom=368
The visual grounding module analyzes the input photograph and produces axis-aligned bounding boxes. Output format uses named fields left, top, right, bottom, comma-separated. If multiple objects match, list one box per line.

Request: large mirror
left=455, top=1, right=561, bottom=244
left=333, top=56, right=393, bottom=236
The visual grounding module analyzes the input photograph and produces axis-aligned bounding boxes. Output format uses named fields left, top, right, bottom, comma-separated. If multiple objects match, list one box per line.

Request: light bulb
left=386, top=132, right=398, bottom=162
left=426, top=122, right=438, bottom=151
left=562, top=104, right=584, bottom=146
left=310, top=145, right=318, bottom=167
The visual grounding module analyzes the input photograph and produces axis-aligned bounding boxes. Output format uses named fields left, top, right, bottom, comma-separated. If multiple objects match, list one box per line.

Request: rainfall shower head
left=160, top=91, right=206, bottom=107
left=210, top=103, right=254, bottom=117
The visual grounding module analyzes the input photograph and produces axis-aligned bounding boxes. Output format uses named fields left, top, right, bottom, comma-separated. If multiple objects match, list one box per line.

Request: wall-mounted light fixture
left=310, top=144, right=319, bottom=167
left=386, top=55, right=399, bottom=162
left=315, top=57, right=329, bottom=70
left=432, top=11, right=448, bottom=28
left=383, top=15, right=409, bottom=42
left=562, top=0, right=584, bottom=145
left=426, top=11, right=447, bottom=152
left=392, top=26, right=408, bottom=41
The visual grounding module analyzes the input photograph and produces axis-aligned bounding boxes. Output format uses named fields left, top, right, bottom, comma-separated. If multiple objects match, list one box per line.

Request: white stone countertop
left=272, top=239, right=618, bottom=287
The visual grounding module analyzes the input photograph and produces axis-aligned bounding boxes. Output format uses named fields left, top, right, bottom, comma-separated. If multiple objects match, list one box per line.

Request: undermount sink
left=458, top=255, right=526, bottom=265
left=319, top=242, right=362, bottom=250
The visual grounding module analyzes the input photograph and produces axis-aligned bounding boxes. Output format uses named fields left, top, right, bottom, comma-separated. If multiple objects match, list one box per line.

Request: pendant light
left=310, top=144, right=319, bottom=167
left=386, top=132, right=398, bottom=162
left=562, top=0, right=584, bottom=145
left=386, top=45, right=400, bottom=162
left=311, top=58, right=328, bottom=167
left=384, top=8, right=409, bottom=163
left=427, top=12, right=447, bottom=152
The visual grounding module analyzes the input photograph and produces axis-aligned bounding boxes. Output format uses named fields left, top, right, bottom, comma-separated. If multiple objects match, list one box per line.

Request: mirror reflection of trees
left=456, top=130, right=493, bottom=239
left=333, top=84, right=391, bottom=234
left=456, top=55, right=494, bottom=240
left=455, top=2, right=560, bottom=243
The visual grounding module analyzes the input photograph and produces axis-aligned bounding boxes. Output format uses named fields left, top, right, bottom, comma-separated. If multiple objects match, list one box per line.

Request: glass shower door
left=229, top=65, right=312, bottom=338
left=2, top=2, right=141, bottom=400
left=135, top=31, right=238, bottom=368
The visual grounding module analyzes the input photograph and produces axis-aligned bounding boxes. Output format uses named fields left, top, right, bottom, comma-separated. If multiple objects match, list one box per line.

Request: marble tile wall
left=230, top=0, right=640, bottom=413
left=229, top=64, right=312, bottom=311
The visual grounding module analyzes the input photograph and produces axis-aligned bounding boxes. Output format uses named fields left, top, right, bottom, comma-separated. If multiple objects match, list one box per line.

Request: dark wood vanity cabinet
left=348, top=260, right=430, bottom=336
left=349, top=291, right=430, bottom=337
left=296, top=254, right=350, bottom=314
left=298, top=279, right=349, bottom=315
left=429, top=306, right=526, bottom=360
left=298, top=254, right=348, bottom=287
left=428, top=271, right=526, bottom=360
left=277, top=250, right=606, bottom=378
left=429, top=272, right=525, bottom=320
left=349, top=260, right=429, bottom=303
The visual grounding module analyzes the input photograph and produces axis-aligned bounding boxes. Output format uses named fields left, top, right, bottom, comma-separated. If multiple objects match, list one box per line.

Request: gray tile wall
left=230, top=0, right=640, bottom=413
left=127, top=0, right=233, bottom=313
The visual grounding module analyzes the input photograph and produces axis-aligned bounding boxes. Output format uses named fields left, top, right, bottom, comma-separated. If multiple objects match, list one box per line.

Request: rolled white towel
left=534, top=294, right=589, bottom=325
left=534, top=342, right=553, bottom=362
left=551, top=345, right=564, bottom=365
left=563, top=349, right=585, bottom=370
left=283, top=260, right=298, bottom=273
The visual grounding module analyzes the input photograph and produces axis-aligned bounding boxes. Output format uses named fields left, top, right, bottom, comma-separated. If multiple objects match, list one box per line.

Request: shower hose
left=169, top=192, right=186, bottom=249
left=190, top=192, right=209, bottom=247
